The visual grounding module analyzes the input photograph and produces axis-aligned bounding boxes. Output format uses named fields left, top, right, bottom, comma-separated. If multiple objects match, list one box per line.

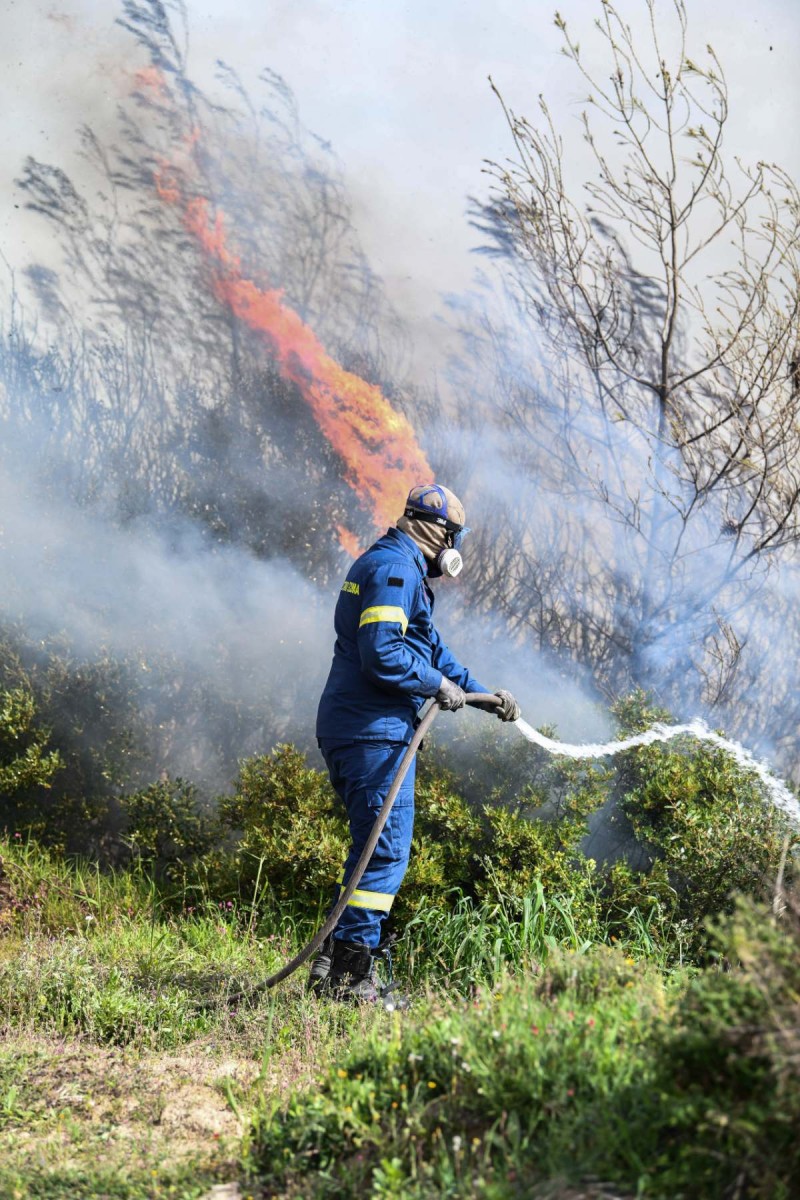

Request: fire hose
left=221, top=692, right=501, bottom=1007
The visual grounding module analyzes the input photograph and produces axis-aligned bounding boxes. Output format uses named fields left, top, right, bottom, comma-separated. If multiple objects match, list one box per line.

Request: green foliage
left=606, top=692, right=797, bottom=951
left=119, top=776, right=223, bottom=887
left=219, top=744, right=350, bottom=907
left=401, top=879, right=599, bottom=989
left=0, top=836, right=286, bottom=1050
left=210, top=698, right=796, bottom=971
left=412, top=748, right=603, bottom=915
left=0, top=684, right=62, bottom=798
left=252, top=946, right=667, bottom=1197
left=0, top=630, right=145, bottom=852
left=2, top=681, right=796, bottom=983
left=2, top=939, right=209, bottom=1047
left=649, top=896, right=800, bottom=1197
left=217, top=740, right=606, bottom=944
left=253, top=895, right=800, bottom=1199
left=3, top=832, right=799, bottom=1199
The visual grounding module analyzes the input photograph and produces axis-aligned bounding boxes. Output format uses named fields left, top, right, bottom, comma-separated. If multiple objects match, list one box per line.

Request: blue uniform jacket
left=316, top=527, right=488, bottom=744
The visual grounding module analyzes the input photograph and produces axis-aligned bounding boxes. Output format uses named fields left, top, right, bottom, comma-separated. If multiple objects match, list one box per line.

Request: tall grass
left=0, top=832, right=682, bottom=1070
left=402, top=873, right=680, bottom=990
left=3, top=835, right=799, bottom=1198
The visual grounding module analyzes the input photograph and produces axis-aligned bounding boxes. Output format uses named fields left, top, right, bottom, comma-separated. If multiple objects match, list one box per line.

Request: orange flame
left=134, top=66, right=168, bottom=97
left=155, top=172, right=432, bottom=552
left=335, top=524, right=364, bottom=560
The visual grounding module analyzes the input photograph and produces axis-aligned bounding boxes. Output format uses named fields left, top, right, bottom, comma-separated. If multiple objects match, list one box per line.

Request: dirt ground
left=0, top=1032, right=261, bottom=1198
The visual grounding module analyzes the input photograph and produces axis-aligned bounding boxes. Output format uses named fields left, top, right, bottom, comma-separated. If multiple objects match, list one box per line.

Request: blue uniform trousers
left=319, top=739, right=416, bottom=949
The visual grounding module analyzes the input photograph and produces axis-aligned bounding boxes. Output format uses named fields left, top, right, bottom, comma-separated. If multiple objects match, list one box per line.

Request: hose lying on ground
left=217, top=692, right=501, bottom=1007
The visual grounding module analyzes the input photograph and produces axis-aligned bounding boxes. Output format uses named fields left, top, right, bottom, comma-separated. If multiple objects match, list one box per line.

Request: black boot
left=307, top=932, right=335, bottom=996
left=328, top=938, right=379, bottom=1003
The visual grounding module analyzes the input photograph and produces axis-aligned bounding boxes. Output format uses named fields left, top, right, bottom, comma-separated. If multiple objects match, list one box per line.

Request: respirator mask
left=431, top=525, right=470, bottom=578
left=399, top=484, right=470, bottom=578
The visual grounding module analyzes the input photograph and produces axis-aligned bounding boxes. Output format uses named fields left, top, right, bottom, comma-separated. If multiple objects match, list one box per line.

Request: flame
left=335, top=524, right=364, bottom=560
left=155, top=171, right=432, bottom=553
left=134, top=66, right=168, bottom=97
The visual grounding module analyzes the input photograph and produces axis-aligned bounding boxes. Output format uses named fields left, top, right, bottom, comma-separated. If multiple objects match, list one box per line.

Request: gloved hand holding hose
left=493, top=689, right=521, bottom=722
left=436, top=680, right=520, bottom=721
left=436, top=675, right=466, bottom=711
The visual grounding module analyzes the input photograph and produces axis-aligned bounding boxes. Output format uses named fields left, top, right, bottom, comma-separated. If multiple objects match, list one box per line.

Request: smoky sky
left=2, top=0, right=798, bottom=353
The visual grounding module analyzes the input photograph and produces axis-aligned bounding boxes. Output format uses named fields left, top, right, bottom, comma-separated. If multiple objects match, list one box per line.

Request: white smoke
left=0, top=455, right=334, bottom=784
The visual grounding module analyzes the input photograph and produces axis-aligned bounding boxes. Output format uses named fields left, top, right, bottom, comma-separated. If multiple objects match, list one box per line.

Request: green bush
left=252, top=895, right=800, bottom=1199
left=0, top=684, right=62, bottom=799
left=118, top=776, right=223, bottom=888
left=649, top=895, right=800, bottom=1197
left=214, top=697, right=796, bottom=966
left=218, top=744, right=350, bottom=909
left=604, top=692, right=797, bottom=951
left=412, top=746, right=605, bottom=915
left=0, top=630, right=144, bottom=853
left=216, top=743, right=604, bottom=939
left=4, top=680, right=794, bottom=973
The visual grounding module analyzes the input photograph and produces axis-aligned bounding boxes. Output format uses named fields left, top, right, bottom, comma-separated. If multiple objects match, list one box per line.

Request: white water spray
left=514, top=718, right=800, bottom=826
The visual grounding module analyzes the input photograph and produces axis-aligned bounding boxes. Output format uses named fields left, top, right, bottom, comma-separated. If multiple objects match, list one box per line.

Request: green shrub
left=218, top=744, right=350, bottom=909
left=412, top=747, right=604, bottom=917
left=118, top=776, right=223, bottom=888
left=0, top=630, right=144, bottom=853
left=604, top=692, right=797, bottom=951
left=0, top=684, right=62, bottom=799
left=252, top=895, right=800, bottom=1199
left=5, top=679, right=794, bottom=975
left=214, top=700, right=795, bottom=967
left=216, top=742, right=604, bottom=940
left=648, top=895, right=800, bottom=1197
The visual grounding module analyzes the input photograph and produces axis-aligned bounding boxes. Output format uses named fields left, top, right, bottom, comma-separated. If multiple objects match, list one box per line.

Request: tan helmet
left=396, top=484, right=468, bottom=572
left=401, top=484, right=466, bottom=529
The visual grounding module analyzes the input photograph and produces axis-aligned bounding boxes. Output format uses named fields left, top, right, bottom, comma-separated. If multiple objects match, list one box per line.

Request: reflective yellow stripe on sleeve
left=358, top=605, right=408, bottom=636
left=339, top=882, right=395, bottom=912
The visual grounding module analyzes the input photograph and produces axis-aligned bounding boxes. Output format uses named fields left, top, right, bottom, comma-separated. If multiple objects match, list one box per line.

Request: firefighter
left=312, top=484, right=520, bottom=1001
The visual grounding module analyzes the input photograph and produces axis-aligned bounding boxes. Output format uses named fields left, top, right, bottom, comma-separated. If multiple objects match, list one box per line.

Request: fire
left=335, top=524, right=364, bottom=560
left=134, top=66, right=168, bottom=97
left=155, top=172, right=432, bottom=552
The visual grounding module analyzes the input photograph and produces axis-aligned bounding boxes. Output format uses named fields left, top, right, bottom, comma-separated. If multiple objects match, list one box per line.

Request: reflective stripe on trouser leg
left=338, top=876, right=395, bottom=912
left=318, top=739, right=416, bottom=949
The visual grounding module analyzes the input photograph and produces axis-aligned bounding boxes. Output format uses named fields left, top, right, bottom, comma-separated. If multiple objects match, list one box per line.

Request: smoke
left=2, top=0, right=798, bottom=805
left=0, top=433, right=334, bottom=787
left=431, top=270, right=800, bottom=774
left=0, top=397, right=610, bottom=792
left=0, top=6, right=597, bottom=795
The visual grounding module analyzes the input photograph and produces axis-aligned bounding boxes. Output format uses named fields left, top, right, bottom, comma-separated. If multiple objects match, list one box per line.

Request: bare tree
left=478, top=0, right=800, bottom=721
left=8, top=0, right=412, bottom=575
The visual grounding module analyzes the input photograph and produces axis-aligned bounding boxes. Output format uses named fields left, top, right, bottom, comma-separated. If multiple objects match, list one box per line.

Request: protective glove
left=436, top=676, right=466, bottom=711
left=494, top=689, right=521, bottom=722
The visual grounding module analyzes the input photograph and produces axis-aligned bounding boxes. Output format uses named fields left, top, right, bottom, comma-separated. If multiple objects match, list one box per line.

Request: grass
left=1, top=834, right=798, bottom=1199
left=253, top=959, right=671, bottom=1199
